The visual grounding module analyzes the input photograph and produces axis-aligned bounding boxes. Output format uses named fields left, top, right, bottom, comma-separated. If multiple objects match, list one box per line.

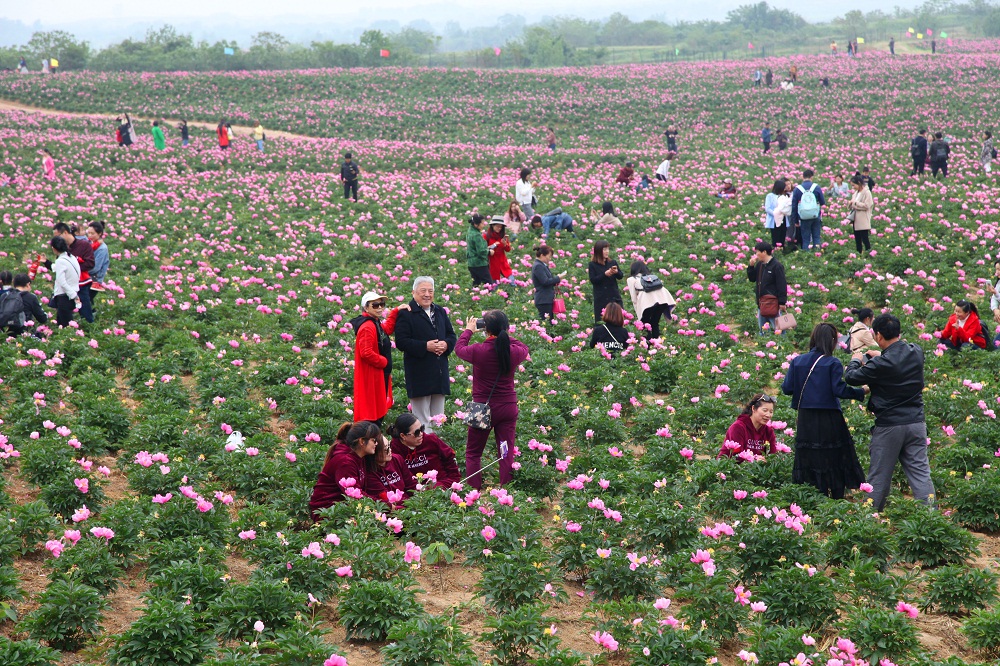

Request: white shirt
left=53, top=252, right=80, bottom=299
left=515, top=179, right=534, bottom=205
left=655, top=160, right=671, bottom=178
left=774, top=194, right=792, bottom=226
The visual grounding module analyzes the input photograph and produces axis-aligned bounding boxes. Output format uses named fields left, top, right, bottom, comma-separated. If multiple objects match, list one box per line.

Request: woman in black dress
left=781, top=323, right=868, bottom=499
left=588, top=240, right=624, bottom=323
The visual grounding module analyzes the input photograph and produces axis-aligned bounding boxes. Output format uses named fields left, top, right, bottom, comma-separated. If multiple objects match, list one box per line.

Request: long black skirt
left=793, top=408, right=865, bottom=499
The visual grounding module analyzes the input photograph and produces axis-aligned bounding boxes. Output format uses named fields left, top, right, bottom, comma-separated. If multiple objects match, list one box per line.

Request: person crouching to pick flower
left=718, top=393, right=778, bottom=461
left=388, top=412, right=461, bottom=487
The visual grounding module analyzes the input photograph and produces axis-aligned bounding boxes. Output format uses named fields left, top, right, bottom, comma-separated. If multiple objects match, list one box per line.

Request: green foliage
left=476, top=545, right=560, bottom=611
left=144, top=561, right=228, bottom=613
left=144, top=536, right=227, bottom=576
left=210, top=578, right=305, bottom=641
left=585, top=549, right=662, bottom=601
left=484, top=602, right=560, bottom=666
left=383, top=612, right=479, bottom=666
left=747, top=624, right=817, bottom=666
left=47, top=536, right=124, bottom=595
left=840, top=606, right=920, bottom=664
left=0, top=636, right=61, bottom=666
left=9, top=500, right=59, bottom=556
left=19, top=579, right=107, bottom=651
left=947, top=469, right=1000, bottom=532
left=922, top=565, right=1000, bottom=615
left=106, top=599, right=217, bottom=666
left=757, top=565, right=841, bottom=630
left=891, top=509, right=979, bottom=567
left=38, top=469, right=106, bottom=518
left=629, top=620, right=716, bottom=666
left=736, top=522, right=815, bottom=582
left=338, top=578, right=424, bottom=642
left=961, top=607, right=1000, bottom=657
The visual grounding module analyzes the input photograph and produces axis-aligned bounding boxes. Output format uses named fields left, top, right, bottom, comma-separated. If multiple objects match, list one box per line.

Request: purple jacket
left=455, top=330, right=529, bottom=404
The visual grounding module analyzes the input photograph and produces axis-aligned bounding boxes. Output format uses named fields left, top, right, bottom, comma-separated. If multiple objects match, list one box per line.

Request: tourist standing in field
left=776, top=180, right=794, bottom=248
left=655, top=153, right=674, bottom=181
left=455, top=309, right=529, bottom=489
left=48, top=236, right=79, bottom=328
left=531, top=244, right=562, bottom=324
left=849, top=174, right=873, bottom=253
left=484, top=220, right=513, bottom=284
left=847, top=308, right=880, bottom=354
left=341, top=152, right=360, bottom=201
left=515, top=167, right=535, bottom=219
left=388, top=412, right=461, bottom=487
left=782, top=323, right=867, bottom=499
left=151, top=120, right=166, bottom=150
left=178, top=119, right=189, bottom=147
left=775, top=128, right=788, bottom=150
left=764, top=179, right=785, bottom=248
left=718, top=394, right=777, bottom=460
left=845, top=314, right=935, bottom=511
left=252, top=122, right=265, bottom=152
left=466, top=215, right=493, bottom=287
left=39, top=149, right=55, bottom=180
left=394, top=276, right=456, bottom=434
left=118, top=114, right=134, bottom=147
left=664, top=124, right=678, bottom=152
left=889, top=37, right=895, bottom=55
left=87, top=222, right=109, bottom=294
left=747, top=241, right=786, bottom=335
left=829, top=174, right=849, bottom=197
left=790, top=169, right=826, bottom=251
left=929, top=132, right=950, bottom=178
left=503, top=202, right=526, bottom=234
left=765, top=68, right=773, bottom=87
left=217, top=121, right=230, bottom=150
left=986, top=260, right=1000, bottom=349
left=588, top=240, right=624, bottom=324
left=545, top=126, right=556, bottom=152
left=626, top=259, right=674, bottom=340
left=761, top=125, right=772, bottom=153
left=981, top=131, right=994, bottom=173
left=49, top=223, right=94, bottom=324
left=351, top=291, right=408, bottom=426
left=909, top=128, right=928, bottom=175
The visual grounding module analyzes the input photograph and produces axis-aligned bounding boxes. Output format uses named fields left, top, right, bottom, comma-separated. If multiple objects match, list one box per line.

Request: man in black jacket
left=910, top=128, right=928, bottom=175
left=746, top=241, right=787, bottom=335
left=341, top=151, right=360, bottom=201
left=844, top=314, right=935, bottom=511
left=394, top=276, right=456, bottom=434
left=928, top=132, right=950, bottom=178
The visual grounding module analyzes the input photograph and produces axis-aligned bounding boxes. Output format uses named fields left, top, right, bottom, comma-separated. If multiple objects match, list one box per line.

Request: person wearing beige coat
left=848, top=175, right=874, bottom=253
left=626, top=260, right=676, bottom=340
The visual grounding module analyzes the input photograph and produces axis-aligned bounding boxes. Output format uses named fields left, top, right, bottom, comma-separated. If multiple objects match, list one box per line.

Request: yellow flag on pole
left=917, top=33, right=923, bottom=39
left=856, top=37, right=865, bottom=44
left=908, top=27, right=915, bottom=33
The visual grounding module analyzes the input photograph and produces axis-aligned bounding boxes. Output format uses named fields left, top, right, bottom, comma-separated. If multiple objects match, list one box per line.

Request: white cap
left=361, top=291, right=385, bottom=308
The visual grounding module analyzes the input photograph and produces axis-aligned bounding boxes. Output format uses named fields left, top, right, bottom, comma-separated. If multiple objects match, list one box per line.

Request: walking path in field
left=0, top=97, right=313, bottom=141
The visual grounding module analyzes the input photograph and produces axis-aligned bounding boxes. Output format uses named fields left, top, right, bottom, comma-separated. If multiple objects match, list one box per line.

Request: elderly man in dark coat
left=394, top=276, right=457, bottom=433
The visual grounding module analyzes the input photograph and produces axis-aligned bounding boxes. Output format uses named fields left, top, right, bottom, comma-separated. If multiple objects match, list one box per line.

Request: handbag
left=775, top=312, right=797, bottom=330
left=462, top=374, right=500, bottom=430
left=758, top=294, right=780, bottom=318
left=847, top=210, right=856, bottom=223
left=552, top=297, right=566, bottom=315
left=639, top=274, right=664, bottom=292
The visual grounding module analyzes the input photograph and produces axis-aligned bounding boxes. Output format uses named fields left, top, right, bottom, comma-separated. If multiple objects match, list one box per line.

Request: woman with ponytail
left=309, top=421, right=385, bottom=520
left=455, top=310, right=530, bottom=489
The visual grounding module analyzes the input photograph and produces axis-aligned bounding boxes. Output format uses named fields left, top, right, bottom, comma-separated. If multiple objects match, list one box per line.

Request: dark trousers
left=469, top=265, right=493, bottom=286
left=536, top=302, right=553, bottom=324
left=854, top=229, right=871, bottom=252
left=52, top=294, right=74, bottom=327
left=655, top=174, right=668, bottom=182
left=465, top=401, right=518, bottom=489
left=594, top=296, right=623, bottom=324
left=911, top=158, right=925, bottom=175
left=763, top=141, right=770, bottom=153
left=343, top=180, right=358, bottom=200
left=641, top=303, right=672, bottom=339
left=78, top=283, right=94, bottom=323
left=931, top=160, right=947, bottom=177
left=769, top=226, right=785, bottom=248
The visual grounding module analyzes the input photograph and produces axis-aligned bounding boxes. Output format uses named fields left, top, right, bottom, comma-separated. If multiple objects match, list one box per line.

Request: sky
left=3, top=0, right=923, bottom=27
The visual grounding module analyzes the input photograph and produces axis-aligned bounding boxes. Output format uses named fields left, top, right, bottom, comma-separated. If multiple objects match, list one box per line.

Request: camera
left=476, top=318, right=486, bottom=330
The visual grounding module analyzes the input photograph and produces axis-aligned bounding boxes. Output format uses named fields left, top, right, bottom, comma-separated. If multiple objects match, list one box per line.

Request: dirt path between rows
left=0, top=97, right=314, bottom=141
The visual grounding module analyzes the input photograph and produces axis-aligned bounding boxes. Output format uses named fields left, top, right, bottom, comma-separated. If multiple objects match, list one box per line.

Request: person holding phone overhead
left=455, top=310, right=529, bottom=489
left=589, top=240, right=624, bottom=324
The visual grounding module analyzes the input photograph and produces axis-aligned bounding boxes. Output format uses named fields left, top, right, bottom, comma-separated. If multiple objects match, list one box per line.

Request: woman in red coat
left=217, top=121, right=230, bottom=149
left=940, top=300, right=986, bottom=350
left=352, top=292, right=408, bottom=426
left=387, top=412, right=461, bottom=487
left=484, top=221, right=513, bottom=283
left=309, top=421, right=383, bottom=521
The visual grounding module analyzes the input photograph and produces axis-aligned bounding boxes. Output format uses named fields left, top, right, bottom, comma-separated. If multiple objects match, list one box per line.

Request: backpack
left=796, top=184, right=820, bottom=220
left=639, top=274, right=663, bottom=292
left=909, top=139, right=921, bottom=158
left=0, top=289, right=26, bottom=328
left=981, top=320, right=995, bottom=351
left=932, top=142, right=948, bottom=160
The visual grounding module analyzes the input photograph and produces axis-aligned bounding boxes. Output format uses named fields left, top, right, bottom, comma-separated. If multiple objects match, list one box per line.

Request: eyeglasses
left=369, top=302, right=386, bottom=309
left=407, top=427, right=425, bottom=437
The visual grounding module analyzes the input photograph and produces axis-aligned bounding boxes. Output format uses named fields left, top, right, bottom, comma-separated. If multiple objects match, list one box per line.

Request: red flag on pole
left=380, top=49, right=390, bottom=57
left=748, top=41, right=754, bottom=49
left=494, top=46, right=501, bottom=56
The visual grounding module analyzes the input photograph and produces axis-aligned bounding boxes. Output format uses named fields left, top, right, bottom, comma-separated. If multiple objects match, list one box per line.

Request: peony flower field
left=1, top=42, right=1000, bottom=666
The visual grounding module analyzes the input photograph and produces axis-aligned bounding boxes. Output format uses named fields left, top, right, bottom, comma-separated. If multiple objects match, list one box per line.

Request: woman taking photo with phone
left=588, top=240, right=624, bottom=324
left=455, top=310, right=530, bottom=489
left=531, top=244, right=562, bottom=324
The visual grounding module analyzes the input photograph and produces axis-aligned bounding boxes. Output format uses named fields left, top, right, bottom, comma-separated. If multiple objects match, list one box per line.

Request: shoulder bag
left=463, top=373, right=500, bottom=430
left=756, top=262, right=780, bottom=318
left=798, top=354, right=824, bottom=406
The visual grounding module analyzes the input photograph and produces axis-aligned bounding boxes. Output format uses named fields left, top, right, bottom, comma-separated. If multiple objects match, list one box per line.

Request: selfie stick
left=459, top=441, right=509, bottom=485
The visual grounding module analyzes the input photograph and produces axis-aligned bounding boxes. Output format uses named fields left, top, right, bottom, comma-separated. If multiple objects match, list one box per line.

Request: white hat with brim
left=361, top=291, right=386, bottom=308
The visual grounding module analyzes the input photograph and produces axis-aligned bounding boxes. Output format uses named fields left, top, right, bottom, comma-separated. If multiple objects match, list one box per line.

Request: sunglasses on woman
left=407, top=427, right=425, bottom=437
left=369, top=301, right=386, bottom=309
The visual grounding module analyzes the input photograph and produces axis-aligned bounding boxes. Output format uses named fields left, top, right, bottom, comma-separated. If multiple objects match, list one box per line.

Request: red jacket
left=309, top=441, right=381, bottom=520
left=484, top=229, right=512, bottom=280
left=217, top=126, right=229, bottom=147
left=616, top=167, right=634, bottom=184
left=69, top=237, right=95, bottom=285
left=390, top=432, right=461, bottom=486
left=352, top=308, right=400, bottom=422
left=718, top=413, right=777, bottom=460
left=365, top=452, right=418, bottom=500
left=941, top=312, right=986, bottom=349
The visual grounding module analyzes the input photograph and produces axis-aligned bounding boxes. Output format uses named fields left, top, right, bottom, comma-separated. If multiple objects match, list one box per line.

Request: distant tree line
left=2, top=1, right=998, bottom=72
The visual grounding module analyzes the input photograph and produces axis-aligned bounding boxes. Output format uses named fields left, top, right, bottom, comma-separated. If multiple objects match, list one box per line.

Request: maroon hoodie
left=717, top=413, right=777, bottom=459
left=366, top=452, right=418, bottom=500
left=310, top=441, right=381, bottom=520
left=390, top=432, right=461, bottom=486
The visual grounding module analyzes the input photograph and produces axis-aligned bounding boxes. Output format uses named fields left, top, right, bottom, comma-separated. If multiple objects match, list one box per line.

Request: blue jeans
left=78, top=283, right=94, bottom=323
left=256, top=140, right=265, bottom=152
left=542, top=213, right=574, bottom=237
left=757, top=310, right=782, bottom=336
left=800, top=218, right=822, bottom=249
